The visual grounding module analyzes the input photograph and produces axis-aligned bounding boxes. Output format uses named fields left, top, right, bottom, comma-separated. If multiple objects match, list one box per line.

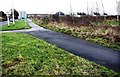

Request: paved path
left=0, top=19, right=23, bottom=27
left=0, top=20, right=47, bottom=33
left=0, top=21, right=8, bottom=26
left=1, top=20, right=120, bottom=72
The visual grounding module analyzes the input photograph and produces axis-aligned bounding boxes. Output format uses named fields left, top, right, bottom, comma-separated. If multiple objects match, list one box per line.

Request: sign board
left=19, top=11, right=27, bottom=26
left=19, top=11, right=27, bottom=19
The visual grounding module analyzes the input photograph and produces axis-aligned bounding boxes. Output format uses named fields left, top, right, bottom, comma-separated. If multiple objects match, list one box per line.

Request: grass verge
left=94, top=19, right=120, bottom=26
left=32, top=20, right=120, bottom=51
left=0, top=20, right=31, bottom=31
left=1, top=33, right=118, bottom=76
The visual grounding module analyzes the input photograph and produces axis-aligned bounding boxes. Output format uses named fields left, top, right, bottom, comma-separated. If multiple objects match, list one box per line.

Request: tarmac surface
left=0, top=21, right=8, bottom=26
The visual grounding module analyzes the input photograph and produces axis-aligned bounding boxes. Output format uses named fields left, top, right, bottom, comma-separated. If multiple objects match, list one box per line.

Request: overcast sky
left=0, top=0, right=120, bottom=15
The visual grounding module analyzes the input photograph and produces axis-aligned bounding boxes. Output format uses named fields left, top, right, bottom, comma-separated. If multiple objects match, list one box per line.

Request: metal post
left=12, top=0, right=15, bottom=24
left=7, top=12, right=10, bottom=26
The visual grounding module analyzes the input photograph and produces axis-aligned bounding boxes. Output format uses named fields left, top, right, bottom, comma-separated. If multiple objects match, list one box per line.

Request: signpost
left=19, top=11, right=27, bottom=26
left=24, top=12, right=27, bottom=26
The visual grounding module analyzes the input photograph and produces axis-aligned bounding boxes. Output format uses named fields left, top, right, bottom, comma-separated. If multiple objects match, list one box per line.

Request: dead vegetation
left=31, top=15, right=120, bottom=51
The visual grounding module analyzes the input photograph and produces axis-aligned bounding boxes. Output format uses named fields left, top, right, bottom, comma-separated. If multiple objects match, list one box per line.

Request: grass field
left=0, top=20, right=31, bottom=31
left=1, top=33, right=117, bottom=76
left=95, top=20, right=120, bottom=26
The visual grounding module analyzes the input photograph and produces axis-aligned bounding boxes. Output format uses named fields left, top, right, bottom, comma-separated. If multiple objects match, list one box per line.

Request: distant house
left=93, top=12, right=100, bottom=16
left=55, top=11, right=65, bottom=16
left=103, top=13, right=108, bottom=15
left=27, top=14, right=51, bottom=18
left=77, top=12, right=86, bottom=15
left=27, top=14, right=34, bottom=18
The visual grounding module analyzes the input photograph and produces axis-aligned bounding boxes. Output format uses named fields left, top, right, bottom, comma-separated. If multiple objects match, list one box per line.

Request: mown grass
left=32, top=20, right=120, bottom=51
left=1, top=33, right=118, bottom=76
left=0, top=20, right=31, bottom=31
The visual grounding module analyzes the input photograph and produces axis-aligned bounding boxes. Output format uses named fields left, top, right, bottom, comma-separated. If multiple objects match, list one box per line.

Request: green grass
left=95, top=20, right=120, bottom=26
left=32, top=20, right=120, bottom=51
left=1, top=33, right=118, bottom=76
left=0, top=20, right=31, bottom=31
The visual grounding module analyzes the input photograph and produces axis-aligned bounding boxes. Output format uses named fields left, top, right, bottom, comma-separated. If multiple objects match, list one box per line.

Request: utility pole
left=101, top=0, right=106, bottom=20
left=87, top=0, right=89, bottom=15
left=12, top=0, right=15, bottom=24
left=96, top=1, right=99, bottom=13
left=90, top=8, right=93, bottom=16
left=70, top=0, right=73, bottom=16
left=101, top=0, right=105, bottom=15
left=116, top=0, right=119, bottom=21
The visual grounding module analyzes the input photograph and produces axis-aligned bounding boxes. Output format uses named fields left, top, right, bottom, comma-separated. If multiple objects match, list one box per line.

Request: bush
left=41, top=16, right=50, bottom=24
left=51, top=14, right=59, bottom=22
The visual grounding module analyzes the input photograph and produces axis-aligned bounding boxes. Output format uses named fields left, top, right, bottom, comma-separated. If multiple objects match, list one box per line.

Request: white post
left=7, top=12, right=10, bottom=26
left=12, top=0, right=15, bottom=24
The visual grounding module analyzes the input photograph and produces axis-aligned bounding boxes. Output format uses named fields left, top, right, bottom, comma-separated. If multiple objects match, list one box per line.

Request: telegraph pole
left=96, top=1, right=99, bottom=13
left=101, top=0, right=105, bottom=15
left=101, top=0, right=106, bottom=20
left=90, top=8, right=93, bottom=16
left=70, top=0, right=73, bottom=16
left=87, top=0, right=89, bottom=15
left=12, top=0, right=15, bottom=24
left=116, top=0, right=119, bottom=21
